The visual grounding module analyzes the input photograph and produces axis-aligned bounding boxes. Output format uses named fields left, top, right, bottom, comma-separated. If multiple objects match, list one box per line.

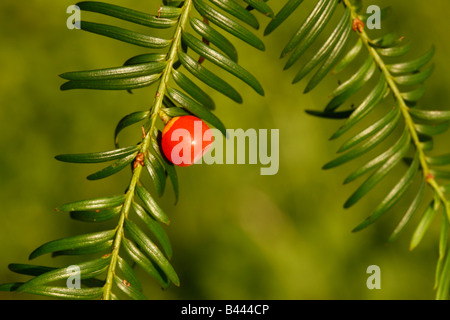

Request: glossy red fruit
left=161, top=115, right=213, bottom=167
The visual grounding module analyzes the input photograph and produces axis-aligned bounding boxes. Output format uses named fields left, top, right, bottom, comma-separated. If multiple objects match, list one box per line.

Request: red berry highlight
left=161, top=115, right=213, bottom=167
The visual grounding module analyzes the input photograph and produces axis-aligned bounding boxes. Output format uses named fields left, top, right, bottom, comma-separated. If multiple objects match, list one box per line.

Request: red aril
left=161, top=115, right=213, bottom=167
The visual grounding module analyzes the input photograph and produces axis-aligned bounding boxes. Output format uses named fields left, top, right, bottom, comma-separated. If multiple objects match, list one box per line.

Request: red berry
left=161, top=115, right=213, bottom=167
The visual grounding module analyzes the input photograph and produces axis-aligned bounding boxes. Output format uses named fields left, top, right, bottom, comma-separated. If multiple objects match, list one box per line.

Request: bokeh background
left=1, top=0, right=450, bottom=300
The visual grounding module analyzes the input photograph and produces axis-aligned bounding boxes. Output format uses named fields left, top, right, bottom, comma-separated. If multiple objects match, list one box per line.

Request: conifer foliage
left=1, top=0, right=450, bottom=300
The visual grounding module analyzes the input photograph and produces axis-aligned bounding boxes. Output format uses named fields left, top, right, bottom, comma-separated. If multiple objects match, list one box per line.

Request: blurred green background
left=1, top=0, right=450, bottom=300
